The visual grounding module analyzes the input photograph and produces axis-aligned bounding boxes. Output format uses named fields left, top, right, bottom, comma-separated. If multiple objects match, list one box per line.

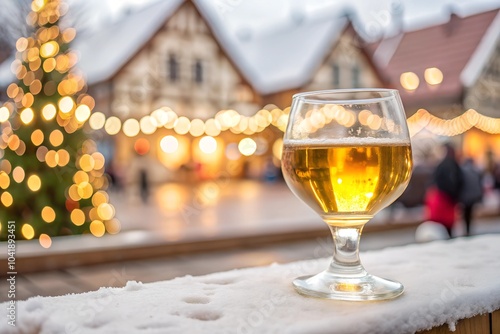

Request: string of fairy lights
left=61, top=103, right=500, bottom=140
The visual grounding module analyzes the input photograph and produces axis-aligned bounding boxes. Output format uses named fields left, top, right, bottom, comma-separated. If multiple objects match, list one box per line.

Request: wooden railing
left=420, top=310, right=500, bottom=334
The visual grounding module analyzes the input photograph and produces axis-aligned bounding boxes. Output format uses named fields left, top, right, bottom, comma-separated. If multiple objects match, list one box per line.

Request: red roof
left=369, top=9, right=499, bottom=112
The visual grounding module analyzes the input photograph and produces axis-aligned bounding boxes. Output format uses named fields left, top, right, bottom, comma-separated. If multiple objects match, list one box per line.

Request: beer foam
left=284, top=137, right=411, bottom=146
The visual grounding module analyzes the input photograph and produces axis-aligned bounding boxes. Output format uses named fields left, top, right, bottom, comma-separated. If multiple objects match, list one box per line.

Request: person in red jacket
left=425, top=143, right=464, bottom=237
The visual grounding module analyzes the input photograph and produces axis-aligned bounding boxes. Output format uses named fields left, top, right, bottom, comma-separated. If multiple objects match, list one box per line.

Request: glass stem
left=327, top=223, right=367, bottom=278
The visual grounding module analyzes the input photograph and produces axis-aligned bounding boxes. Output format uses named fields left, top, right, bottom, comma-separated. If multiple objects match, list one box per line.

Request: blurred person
left=424, top=143, right=464, bottom=237
left=459, top=158, right=484, bottom=236
left=139, top=168, right=149, bottom=204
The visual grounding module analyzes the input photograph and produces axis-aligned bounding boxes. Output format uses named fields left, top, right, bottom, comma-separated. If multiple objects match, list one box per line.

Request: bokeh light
left=199, top=136, right=217, bottom=154
left=238, top=138, right=257, bottom=156
left=160, top=135, right=178, bottom=154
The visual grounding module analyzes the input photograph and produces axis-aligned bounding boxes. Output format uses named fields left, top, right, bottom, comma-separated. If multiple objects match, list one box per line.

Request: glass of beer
left=282, top=89, right=412, bottom=300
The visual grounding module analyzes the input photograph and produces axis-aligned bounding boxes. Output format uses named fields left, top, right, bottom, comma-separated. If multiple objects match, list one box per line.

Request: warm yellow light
left=0, top=106, right=10, bottom=122
left=21, top=224, right=35, bottom=240
left=75, top=104, right=91, bottom=123
left=27, top=175, right=41, bottom=191
left=424, top=67, right=444, bottom=85
left=21, top=94, right=34, bottom=108
left=199, top=136, right=217, bottom=154
left=0, top=171, right=10, bottom=189
left=151, top=108, right=168, bottom=126
left=45, top=150, right=58, bottom=168
left=68, top=184, right=81, bottom=201
left=30, top=79, right=42, bottom=95
left=74, top=170, right=89, bottom=184
left=31, top=0, right=46, bottom=12
left=160, top=135, right=179, bottom=154
left=12, top=167, right=25, bottom=183
left=77, top=181, right=93, bottom=199
left=41, top=206, right=56, bottom=223
left=90, top=220, right=105, bottom=237
left=165, top=110, right=178, bottom=129
left=79, top=154, right=95, bottom=172
left=91, top=153, right=105, bottom=170
left=43, top=58, right=56, bottom=72
left=140, top=116, right=157, bottom=135
left=123, top=118, right=140, bottom=137
left=238, top=138, right=257, bottom=156
left=1, top=191, right=13, bottom=207
left=49, top=129, right=64, bottom=147
left=7, top=135, right=20, bottom=151
left=20, top=108, right=34, bottom=124
left=57, top=149, right=70, bottom=167
left=89, top=112, right=106, bottom=130
left=16, top=37, right=28, bottom=52
left=40, top=41, right=59, bottom=58
left=97, top=203, right=115, bottom=221
left=204, top=118, right=221, bottom=137
left=70, top=209, right=85, bottom=226
left=92, top=191, right=108, bottom=207
left=62, top=28, right=77, bottom=43
left=105, top=219, right=121, bottom=234
left=358, top=109, right=372, bottom=126
left=42, top=103, right=57, bottom=120
left=189, top=119, right=205, bottom=137
left=39, top=234, right=52, bottom=248
left=59, top=96, right=75, bottom=114
left=31, top=129, right=44, bottom=146
left=367, top=114, right=382, bottom=130
left=272, top=138, right=284, bottom=160
left=104, top=116, right=121, bottom=135
left=174, top=116, right=190, bottom=135
left=400, top=72, right=420, bottom=91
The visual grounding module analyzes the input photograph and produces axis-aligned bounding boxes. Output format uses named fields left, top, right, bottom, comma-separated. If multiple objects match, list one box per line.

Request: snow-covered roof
left=193, top=0, right=348, bottom=95
left=74, top=0, right=184, bottom=85
left=461, top=11, right=500, bottom=87
left=2, top=234, right=500, bottom=333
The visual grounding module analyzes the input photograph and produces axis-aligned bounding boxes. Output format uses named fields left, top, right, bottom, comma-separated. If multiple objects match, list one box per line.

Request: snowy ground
left=2, top=234, right=500, bottom=334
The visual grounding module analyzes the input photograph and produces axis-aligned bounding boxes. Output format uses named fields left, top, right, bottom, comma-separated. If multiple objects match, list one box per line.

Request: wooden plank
left=492, top=310, right=500, bottom=334
left=418, top=313, right=490, bottom=334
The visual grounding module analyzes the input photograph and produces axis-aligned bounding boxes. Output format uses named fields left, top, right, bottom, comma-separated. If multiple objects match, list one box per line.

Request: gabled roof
left=75, top=0, right=184, bottom=85
left=193, top=0, right=348, bottom=95
left=369, top=9, right=500, bottom=109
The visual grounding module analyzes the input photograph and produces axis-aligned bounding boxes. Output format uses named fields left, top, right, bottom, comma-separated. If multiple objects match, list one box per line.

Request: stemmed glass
left=282, top=89, right=413, bottom=300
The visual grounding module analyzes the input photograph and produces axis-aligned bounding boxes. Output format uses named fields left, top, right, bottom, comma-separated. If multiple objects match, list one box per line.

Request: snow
left=2, top=234, right=500, bottom=333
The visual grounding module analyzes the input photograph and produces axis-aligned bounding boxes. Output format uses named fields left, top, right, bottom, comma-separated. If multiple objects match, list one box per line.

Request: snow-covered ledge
left=2, top=235, right=500, bottom=334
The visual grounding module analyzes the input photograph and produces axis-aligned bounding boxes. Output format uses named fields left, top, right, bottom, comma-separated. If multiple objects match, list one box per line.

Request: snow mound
left=1, top=234, right=500, bottom=333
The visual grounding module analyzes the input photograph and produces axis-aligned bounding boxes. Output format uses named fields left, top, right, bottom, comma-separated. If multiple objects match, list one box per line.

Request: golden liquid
left=282, top=141, right=412, bottom=225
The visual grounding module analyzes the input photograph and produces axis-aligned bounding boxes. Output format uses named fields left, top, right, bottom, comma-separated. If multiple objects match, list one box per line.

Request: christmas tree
left=0, top=0, right=119, bottom=245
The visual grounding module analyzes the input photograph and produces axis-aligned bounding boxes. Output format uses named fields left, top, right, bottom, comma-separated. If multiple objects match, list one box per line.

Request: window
left=168, top=55, right=178, bottom=82
left=332, top=64, right=340, bottom=86
left=194, top=59, right=203, bottom=84
left=352, top=66, right=360, bottom=88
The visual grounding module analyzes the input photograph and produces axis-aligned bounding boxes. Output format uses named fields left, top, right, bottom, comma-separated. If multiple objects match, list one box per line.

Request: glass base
left=293, top=270, right=404, bottom=301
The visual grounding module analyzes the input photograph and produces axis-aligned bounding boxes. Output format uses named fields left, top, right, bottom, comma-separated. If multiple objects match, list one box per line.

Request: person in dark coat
left=425, top=143, right=464, bottom=237
left=459, top=158, right=483, bottom=236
